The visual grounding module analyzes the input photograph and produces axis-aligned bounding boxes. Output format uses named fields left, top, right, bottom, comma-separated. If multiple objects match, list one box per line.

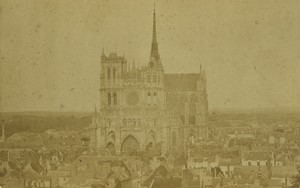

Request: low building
left=271, top=166, right=298, bottom=187
left=187, top=155, right=219, bottom=169
left=182, top=168, right=221, bottom=188
left=242, top=151, right=273, bottom=166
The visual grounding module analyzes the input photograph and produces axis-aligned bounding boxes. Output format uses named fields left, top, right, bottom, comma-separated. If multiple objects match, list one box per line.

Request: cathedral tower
left=90, top=5, right=209, bottom=154
left=100, top=50, right=127, bottom=108
left=144, top=6, right=165, bottom=110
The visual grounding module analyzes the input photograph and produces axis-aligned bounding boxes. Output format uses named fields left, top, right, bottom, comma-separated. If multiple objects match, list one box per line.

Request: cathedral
left=90, top=8, right=209, bottom=155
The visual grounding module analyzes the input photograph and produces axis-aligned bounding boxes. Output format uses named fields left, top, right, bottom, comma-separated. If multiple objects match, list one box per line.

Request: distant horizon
left=1, top=105, right=300, bottom=114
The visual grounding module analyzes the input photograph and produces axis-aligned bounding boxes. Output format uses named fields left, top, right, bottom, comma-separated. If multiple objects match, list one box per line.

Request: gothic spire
left=150, top=4, right=160, bottom=62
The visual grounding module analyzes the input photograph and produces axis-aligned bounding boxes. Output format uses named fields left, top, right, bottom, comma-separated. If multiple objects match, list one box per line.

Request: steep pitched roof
left=81, top=179, right=106, bottom=188
left=164, top=73, right=200, bottom=91
left=219, top=158, right=241, bottom=166
left=271, top=166, right=298, bottom=178
left=234, top=166, right=270, bottom=179
left=224, top=185, right=257, bottom=188
left=72, top=155, right=132, bottom=166
left=64, top=171, right=94, bottom=186
left=244, top=151, right=271, bottom=161
left=261, top=179, right=282, bottom=187
left=142, top=164, right=169, bottom=187
left=46, top=169, right=71, bottom=177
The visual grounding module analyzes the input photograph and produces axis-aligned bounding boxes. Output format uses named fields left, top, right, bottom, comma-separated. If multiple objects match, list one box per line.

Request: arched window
left=106, top=143, right=116, bottom=155
left=108, top=93, right=111, bottom=105
left=153, top=92, right=157, bottom=105
left=148, top=130, right=156, bottom=142
left=147, top=73, right=151, bottom=83
left=113, top=93, right=117, bottom=105
left=113, top=68, right=116, bottom=79
left=147, top=92, right=151, bottom=105
left=128, top=119, right=131, bottom=127
left=153, top=74, right=157, bottom=82
left=189, top=134, right=195, bottom=145
left=108, top=131, right=115, bottom=142
left=133, top=119, right=136, bottom=127
left=107, top=67, right=111, bottom=79
left=121, top=135, right=140, bottom=153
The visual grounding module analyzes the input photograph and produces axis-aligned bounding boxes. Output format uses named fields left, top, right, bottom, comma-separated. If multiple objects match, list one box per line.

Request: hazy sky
left=1, top=0, right=300, bottom=112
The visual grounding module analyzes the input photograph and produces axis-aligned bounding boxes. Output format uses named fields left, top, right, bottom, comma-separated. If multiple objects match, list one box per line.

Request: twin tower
left=90, top=7, right=209, bottom=154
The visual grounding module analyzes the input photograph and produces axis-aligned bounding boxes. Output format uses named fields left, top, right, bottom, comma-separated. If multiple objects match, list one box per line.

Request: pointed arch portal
left=106, top=142, right=116, bottom=155
left=146, top=142, right=154, bottom=152
left=121, top=135, right=140, bottom=153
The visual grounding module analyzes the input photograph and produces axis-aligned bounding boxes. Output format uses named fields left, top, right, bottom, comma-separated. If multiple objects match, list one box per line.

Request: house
left=143, top=164, right=181, bottom=188
left=66, top=155, right=145, bottom=188
left=182, top=168, right=221, bottom=188
left=0, top=161, right=16, bottom=175
left=250, top=140, right=275, bottom=152
left=274, top=154, right=288, bottom=166
left=80, top=179, right=108, bottom=188
left=223, top=185, right=259, bottom=188
left=268, top=133, right=286, bottom=145
left=260, top=179, right=283, bottom=188
left=242, top=151, right=273, bottom=166
left=227, top=138, right=253, bottom=151
left=63, top=170, right=108, bottom=188
left=0, top=161, right=18, bottom=187
left=278, top=142, right=299, bottom=156
left=271, top=166, right=298, bottom=187
left=46, top=169, right=71, bottom=187
left=23, top=162, right=49, bottom=188
left=187, top=155, right=219, bottom=169
left=115, top=176, right=142, bottom=188
left=24, top=176, right=51, bottom=188
left=295, top=153, right=300, bottom=166
left=233, top=165, right=271, bottom=180
left=7, top=132, right=47, bottom=144
left=219, top=157, right=241, bottom=178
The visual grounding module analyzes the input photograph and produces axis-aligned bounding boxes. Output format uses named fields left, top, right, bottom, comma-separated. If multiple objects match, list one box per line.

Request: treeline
left=209, top=112, right=300, bottom=123
left=0, top=114, right=92, bottom=137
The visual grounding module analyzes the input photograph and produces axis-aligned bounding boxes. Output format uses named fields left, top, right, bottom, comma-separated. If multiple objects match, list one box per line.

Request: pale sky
left=1, top=0, right=300, bottom=112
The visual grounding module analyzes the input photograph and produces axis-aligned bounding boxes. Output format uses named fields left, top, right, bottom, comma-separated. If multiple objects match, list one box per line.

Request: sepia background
left=1, top=0, right=300, bottom=112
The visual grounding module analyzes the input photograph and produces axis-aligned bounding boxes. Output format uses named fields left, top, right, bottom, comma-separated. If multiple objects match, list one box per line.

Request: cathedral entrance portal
left=106, top=142, right=116, bottom=155
left=146, top=142, right=154, bottom=152
left=121, top=135, right=140, bottom=153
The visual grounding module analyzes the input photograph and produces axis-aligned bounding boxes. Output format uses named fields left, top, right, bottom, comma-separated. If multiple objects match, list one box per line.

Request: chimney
left=1, top=120, right=5, bottom=142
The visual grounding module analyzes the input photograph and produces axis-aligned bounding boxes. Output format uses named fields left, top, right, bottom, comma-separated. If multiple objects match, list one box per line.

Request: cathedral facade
left=90, top=8, right=209, bottom=154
